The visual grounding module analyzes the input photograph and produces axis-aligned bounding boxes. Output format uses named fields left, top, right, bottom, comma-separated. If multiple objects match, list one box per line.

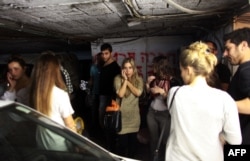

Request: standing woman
left=146, top=55, right=175, bottom=161
left=114, top=57, right=143, bottom=158
left=1, top=56, right=30, bottom=105
left=165, top=41, right=241, bottom=161
left=30, top=51, right=76, bottom=151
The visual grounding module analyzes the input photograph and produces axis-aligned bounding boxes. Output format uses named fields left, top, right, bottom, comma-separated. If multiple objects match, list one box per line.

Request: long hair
left=153, top=55, right=173, bottom=80
left=30, top=51, right=67, bottom=116
left=121, top=57, right=141, bottom=97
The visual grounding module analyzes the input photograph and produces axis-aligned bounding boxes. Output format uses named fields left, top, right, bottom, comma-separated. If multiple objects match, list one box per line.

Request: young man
left=98, top=43, right=121, bottom=151
left=205, top=40, right=231, bottom=91
left=223, top=27, right=250, bottom=144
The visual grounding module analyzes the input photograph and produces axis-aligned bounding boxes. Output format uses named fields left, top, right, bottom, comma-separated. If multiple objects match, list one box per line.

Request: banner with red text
left=91, top=36, right=192, bottom=80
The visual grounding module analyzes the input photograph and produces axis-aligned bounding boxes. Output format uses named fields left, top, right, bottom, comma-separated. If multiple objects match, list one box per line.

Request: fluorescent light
left=127, top=21, right=141, bottom=27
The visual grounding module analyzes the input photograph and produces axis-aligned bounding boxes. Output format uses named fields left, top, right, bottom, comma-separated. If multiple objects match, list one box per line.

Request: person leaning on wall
left=165, top=41, right=242, bottom=161
left=223, top=27, right=250, bottom=145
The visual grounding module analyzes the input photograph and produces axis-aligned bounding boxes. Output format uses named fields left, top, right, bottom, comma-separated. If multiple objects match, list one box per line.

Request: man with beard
left=223, top=27, right=250, bottom=144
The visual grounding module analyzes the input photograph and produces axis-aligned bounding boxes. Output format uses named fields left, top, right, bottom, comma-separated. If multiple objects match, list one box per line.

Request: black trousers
left=117, top=132, right=137, bottom=158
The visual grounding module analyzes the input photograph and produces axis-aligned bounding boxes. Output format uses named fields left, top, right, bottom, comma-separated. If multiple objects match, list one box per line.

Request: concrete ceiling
left=0, top=0, right=249, bottom=52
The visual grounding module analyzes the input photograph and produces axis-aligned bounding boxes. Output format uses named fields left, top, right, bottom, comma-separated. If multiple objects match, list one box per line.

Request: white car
left=0, top=100, right=139, bottom=161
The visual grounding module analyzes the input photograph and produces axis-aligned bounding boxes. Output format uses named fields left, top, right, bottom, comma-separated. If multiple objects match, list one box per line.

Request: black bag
left=103, top=99, right=122, bottom=132
left=103, top=111, right=122, bottom=132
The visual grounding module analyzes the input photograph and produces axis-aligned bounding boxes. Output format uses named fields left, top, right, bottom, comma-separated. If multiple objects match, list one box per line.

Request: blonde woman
left=30, top=51, right=76, bottom=151
left=165, top=41, right=242, bottom=161
left=114, top=57, right=143, bottom=158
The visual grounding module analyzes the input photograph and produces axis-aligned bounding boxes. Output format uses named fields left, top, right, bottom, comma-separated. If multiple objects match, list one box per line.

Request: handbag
left=74, top=116, right=84, bottom=134
left=153, top=87, right=180, bottom=161
left=103, top=99, right=122, bottom=133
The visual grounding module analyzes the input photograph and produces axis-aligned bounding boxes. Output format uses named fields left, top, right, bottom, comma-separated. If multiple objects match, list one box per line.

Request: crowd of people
left=1, top=27, right=250, bottom=161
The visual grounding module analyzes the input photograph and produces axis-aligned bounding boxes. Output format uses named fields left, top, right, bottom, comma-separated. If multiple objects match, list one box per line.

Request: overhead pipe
left=163, top=0, right=220, bottom=14
left=123, top=0, right=237, bottom=26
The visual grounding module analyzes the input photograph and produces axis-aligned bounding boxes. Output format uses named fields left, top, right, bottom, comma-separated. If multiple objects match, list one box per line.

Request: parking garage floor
left=86, top=127, right=150, bottom=161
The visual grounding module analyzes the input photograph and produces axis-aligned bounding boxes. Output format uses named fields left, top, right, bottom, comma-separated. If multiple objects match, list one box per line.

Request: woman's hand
left=122, top=69, right=128, bottom=80
left=150, top=85, right=167, bottom=98
left=150, top=85, right=164, bottom=94
left=7, top=72, right=16, bottom=91
left=146, top=75, right=155, bottom=91
left=64, top=115, right=77, bottom=133
left=147, top=75, right=155, bottom=84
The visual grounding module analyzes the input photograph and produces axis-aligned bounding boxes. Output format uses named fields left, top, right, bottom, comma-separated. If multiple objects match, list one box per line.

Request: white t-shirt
left=1, top=87, right=29, bottom=105
left=36, top=86, right=74, bottom=151
left=49, top=86, right=74, bottom=126
left=165, top=85, right=242, bottom=161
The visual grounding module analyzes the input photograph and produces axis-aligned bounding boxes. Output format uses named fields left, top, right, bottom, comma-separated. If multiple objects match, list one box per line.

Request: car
left=0, top=100, right=139, bottom=161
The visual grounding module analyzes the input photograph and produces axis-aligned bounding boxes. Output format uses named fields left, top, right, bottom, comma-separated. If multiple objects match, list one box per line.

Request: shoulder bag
left=103, top=99, right=122, bottom=133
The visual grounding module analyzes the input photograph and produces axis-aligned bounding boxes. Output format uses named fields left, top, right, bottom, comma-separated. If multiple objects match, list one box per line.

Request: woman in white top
left=1, top=56, right=30, bottom=105
left=165, top=41, right=242, bottom=161
left=30, top=51, right=76, bottom=151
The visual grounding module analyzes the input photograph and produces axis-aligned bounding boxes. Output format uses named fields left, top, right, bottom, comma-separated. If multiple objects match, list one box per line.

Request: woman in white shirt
left=30, top=51, right=76, bottom=151
left=165, top=41, right=242, bottom=161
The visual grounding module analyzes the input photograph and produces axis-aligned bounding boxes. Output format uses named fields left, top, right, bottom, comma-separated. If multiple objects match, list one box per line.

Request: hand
left=147, top=75, right=155, bottom=84
left=7, top=72, right=16, bottom=91
left=122, top=70, right=127, bottom=80
left=150, top=85, right=163, bottom=95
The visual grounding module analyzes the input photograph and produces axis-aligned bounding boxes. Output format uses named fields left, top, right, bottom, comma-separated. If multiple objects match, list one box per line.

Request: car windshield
left=0, top=102, right=117, bottom=161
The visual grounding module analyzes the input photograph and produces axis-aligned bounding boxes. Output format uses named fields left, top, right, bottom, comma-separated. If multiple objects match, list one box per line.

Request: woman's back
left=50, top=86, right=74, bottom=125
left=166, top=85, right=241, bottom=161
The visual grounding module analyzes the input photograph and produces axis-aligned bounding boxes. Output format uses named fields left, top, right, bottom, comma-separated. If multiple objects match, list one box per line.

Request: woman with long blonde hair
left=114, top=57, right=143, bottom=158
left=30, top=51, right=76, bottom=151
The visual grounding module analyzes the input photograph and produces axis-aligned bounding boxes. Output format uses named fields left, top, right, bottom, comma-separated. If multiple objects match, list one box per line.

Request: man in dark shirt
left=223, top=28, right=250, bottom=144
left=98, top=43, right=121, bottom=151
left=205, top=40, right=231, bottom=91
